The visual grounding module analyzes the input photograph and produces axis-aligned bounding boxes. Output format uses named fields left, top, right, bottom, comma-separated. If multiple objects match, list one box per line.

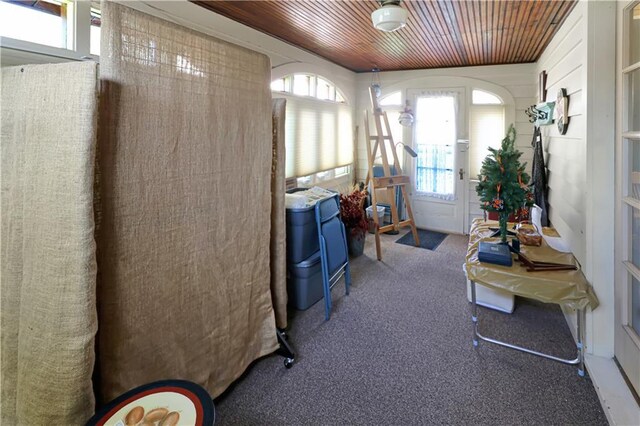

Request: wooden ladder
left=364, top=86, right=420, bottom=261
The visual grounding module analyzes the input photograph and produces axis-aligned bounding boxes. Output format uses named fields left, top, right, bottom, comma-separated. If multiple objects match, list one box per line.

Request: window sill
left=1, top=37, right=98, bottom=65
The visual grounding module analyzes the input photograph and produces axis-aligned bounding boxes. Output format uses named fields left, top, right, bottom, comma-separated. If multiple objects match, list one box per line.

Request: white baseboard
left=585, top=354, right=640, bottom=426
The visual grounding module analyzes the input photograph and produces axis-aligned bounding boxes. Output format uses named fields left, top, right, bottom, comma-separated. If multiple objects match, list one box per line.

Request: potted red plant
left=339, top=189, right=369, bottom=257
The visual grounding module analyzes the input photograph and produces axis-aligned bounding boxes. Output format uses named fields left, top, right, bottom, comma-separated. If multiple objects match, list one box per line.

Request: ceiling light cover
left=371, top=5, right=408, bottom=32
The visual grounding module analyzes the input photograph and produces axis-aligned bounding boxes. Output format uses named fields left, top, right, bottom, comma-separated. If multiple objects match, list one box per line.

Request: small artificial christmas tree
left=476, top=124, right=534, bottom=243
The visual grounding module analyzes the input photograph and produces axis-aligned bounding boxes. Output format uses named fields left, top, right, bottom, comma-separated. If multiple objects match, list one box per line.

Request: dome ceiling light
left=371, top=0, right=408, bottom=32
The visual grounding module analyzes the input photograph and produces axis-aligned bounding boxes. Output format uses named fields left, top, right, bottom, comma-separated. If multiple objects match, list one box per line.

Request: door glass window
left=632, top=275, right=640, bottom=335
left=628, top=3, right=640, bottom=65
left=414, top=95, right=456, bottom=199
left=633, top=206, right=640, bottom=268
left=632, top=141, right=640, bottom=200
left=629, top=68, right=640, bottom=132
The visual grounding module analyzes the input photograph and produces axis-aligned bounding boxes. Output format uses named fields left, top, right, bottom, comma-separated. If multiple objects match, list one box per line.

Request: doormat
left=395, top=229, right=448, bottom=251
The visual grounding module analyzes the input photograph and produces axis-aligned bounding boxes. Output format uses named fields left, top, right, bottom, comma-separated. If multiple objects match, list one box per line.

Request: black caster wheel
left=284, top=358, right=294, bottom=369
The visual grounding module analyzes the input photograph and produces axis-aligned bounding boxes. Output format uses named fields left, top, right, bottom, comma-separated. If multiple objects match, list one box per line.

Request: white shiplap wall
left=536, top=3, right=588, bottom=263
left=354, top=64, right=537, bottom=232
left=535, top=0, right=616, bottom=359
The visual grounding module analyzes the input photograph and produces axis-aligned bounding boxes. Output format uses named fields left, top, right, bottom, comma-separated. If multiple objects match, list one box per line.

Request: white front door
left=615, top=0, right=640, bottom=397
left=408, top=89, right=467, bottom=234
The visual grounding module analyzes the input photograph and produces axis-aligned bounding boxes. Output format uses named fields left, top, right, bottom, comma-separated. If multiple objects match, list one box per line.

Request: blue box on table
left=478, top=241, right=513, bottom=267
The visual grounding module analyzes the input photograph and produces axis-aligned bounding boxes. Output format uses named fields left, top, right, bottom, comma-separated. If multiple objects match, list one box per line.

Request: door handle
left=459, top=168, right=464, bottom=180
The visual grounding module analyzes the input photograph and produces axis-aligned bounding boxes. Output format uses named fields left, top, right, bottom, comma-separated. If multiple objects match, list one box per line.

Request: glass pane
left=632, top=274, right=640, bottom=335
left=633, top=206, right=640, bottom=268
left=628, top=3, right=640, bottom=66
left=297, top=175, right=312, bottom=186
left=472, top=89, right=502, bottom=105
left=0, top=1, right=66, bottom=48
left=628, top=68, right=640, bottom=132
left=335, top=166, right=350, bottom=176
left=90, top=7, right=101, bottom=56
left=90, top=25, right=100, bottom=56
left=633, top=141, right=640, bottom=200
left=316, top=77, right=334, bottom=101
left=416, top=144, right=454, bottom=195
left=414, top=96, right=456, bottom=197
left=379, top=91, right=402, bottom=106
left=270, top=79, right=285, bottom=92
left=292, top=74, right=311, bottom=96
left=335, top=91, right=345, bottom=103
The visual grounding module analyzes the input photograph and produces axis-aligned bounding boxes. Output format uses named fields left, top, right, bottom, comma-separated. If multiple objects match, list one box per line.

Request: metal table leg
left=470, top=280, right=586, bottom=376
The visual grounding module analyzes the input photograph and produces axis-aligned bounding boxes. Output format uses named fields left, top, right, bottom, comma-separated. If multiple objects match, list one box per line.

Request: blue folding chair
left=315, top=194, right=351, bottom=320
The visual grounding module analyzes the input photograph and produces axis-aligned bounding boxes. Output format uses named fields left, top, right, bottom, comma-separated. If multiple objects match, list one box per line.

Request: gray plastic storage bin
left=287, top=250, right=324, bottom=310
left=285, top=188, right=320, bottom=263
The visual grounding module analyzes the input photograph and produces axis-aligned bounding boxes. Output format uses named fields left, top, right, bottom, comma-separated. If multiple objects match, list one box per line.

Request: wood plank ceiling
left=193, top=0, right=577, bottom=73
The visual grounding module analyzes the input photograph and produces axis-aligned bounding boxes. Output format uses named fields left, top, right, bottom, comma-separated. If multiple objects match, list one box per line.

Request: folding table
left=464, top=219, right=599, bottom=376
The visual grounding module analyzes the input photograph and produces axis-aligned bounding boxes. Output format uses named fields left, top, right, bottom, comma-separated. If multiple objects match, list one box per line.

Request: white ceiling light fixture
left=371, top=0, right=408, bottom=32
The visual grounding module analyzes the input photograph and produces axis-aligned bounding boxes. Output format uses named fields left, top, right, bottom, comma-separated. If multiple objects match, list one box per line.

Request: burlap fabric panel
left=1, top=62, right=98, bottom=424
left=270, top=99, right=287, bottom=329
left=96, top=2, right=278, bottom=401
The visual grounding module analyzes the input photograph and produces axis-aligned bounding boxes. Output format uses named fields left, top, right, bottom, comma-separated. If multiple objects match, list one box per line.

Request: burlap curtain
left=271, top=99, right=287, bottom=329
left=1, top=62, right=99, bottom=424
left=96, top=2, right=278, bottom=401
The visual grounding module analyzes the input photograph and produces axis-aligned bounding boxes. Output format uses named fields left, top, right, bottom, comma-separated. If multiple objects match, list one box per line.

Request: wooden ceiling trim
left=520, top=1, right=551, bottom=60
left=522, top=0, right=548, bottom=60
left=502, top=3, right=521, bottom=63
left=411, top=10, right=447, bottom=67
left=435, top=0, right=467, bottom=67
left=506, top=1, right=531, bottom=63
left=374, top=7, right=427, bottom=69
left=490, top=1, right=500, bottom=63
left=469, top=1, right=485, bottom=65
left=454, top=1, right=476, bottom=64
left=201, top=1, right=357, bottom=70
left=532, top=1, right=572, bottom=59
left=192, top=0, right=577, bottom=72
left=401, top=8, right=439, bottom=68
left=465, top=1, right=483, bottom=65
left=526, top=0, right=554, bottom=60
left=497, top=0, right=514, bottom=63
left=273, top=3, right=358, bottom=50
left=419, top=1, right=463, bottom=67
left=480, top=0, right=490, bottom=63
left=354, top=2, right=422, bottom=71
left=405, top=4, right=451, bottom=68
left=413, top=2, right=449, bottom=66
left=440, top=1, right=469, bottom=65
left=348, top=2, right=413, bottom=70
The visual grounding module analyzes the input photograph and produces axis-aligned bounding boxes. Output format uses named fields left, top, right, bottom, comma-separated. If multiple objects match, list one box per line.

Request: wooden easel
left=365, top=86, right=420, bottom=261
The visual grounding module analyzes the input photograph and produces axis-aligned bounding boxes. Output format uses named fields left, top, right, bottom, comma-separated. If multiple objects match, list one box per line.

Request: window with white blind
left=278, top=94, right=353, bottom=178
left=272, top=73, right=352, bottom=179
left=469, top=90, right=505, bottom=179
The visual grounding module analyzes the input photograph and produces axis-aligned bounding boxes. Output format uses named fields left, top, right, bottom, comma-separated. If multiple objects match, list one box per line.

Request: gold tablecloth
left=464, top=219, right=599, bottom=310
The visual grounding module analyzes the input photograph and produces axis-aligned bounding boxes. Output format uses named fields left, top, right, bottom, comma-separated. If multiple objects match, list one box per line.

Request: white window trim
left=0, top=1, right=98, bottom=64
left=271, top=72, right=348, bottom=105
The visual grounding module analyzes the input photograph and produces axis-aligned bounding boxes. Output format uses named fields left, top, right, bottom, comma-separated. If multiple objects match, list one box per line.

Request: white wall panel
left=536, top=0, right=616, bottom=361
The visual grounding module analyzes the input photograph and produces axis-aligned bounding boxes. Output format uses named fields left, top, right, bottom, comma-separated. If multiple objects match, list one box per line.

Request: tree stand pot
left=347, top=231, right=366, bottom=257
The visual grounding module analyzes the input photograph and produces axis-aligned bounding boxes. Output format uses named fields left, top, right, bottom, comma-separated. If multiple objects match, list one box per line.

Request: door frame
left=614, top=0, right=640, bottom=397
left=406, top=87, right=468, bottom=234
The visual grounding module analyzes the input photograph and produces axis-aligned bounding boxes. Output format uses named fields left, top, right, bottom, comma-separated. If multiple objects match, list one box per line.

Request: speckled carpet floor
left=214, top=231, right=607, bottom=425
